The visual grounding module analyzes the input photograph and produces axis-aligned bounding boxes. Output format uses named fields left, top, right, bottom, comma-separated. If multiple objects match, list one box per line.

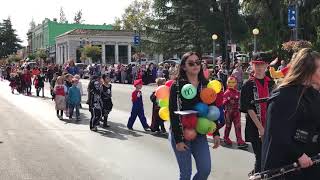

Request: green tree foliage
left=36, top=49, right=47, bottom=60
left=0, top=18, right=22, bottom=58
left=152, top=0, right=248, bottom=55
left=82, top=45, right=102, bottom=63
left=74, top=10, right=84, bottom=24
left=60, top=7, right=67, bottom=23
left=7, top=54, right=21, bottom=63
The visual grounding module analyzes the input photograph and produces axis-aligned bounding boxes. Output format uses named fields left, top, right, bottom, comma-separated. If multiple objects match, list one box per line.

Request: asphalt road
left=0, top=80, right=254, bottom=180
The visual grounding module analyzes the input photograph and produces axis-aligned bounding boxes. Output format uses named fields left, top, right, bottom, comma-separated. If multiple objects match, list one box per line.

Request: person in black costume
left=101, top=74, right=113, bottom=128
left=261, top=48, right=320, bottom=180
left=240, top=52, right=275, bottom=174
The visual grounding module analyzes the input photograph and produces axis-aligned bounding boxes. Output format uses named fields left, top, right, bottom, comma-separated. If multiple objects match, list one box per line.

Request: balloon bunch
left=180, top=80, right=224, bottom=136
left=155, top=80, right=174, bottom=121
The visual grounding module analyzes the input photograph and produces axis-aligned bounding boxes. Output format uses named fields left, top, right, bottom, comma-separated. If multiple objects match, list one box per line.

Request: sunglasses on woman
left=187, top=60, right=201, bottom=67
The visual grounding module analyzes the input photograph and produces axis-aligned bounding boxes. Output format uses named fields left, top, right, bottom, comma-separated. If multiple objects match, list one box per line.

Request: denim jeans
left=69, top=104, right=80, bottom=118
left=169, top=132, right=211, bottom=180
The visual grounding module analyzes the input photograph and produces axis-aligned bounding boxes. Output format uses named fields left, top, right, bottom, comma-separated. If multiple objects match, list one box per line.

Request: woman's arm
left=169, top=83, right=184, bottom=144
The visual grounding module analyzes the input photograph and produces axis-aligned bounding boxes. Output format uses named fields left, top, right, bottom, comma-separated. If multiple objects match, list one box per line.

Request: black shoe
left=90, top=127, right=98, bottom=132
left=102, top=124, right=110, bottom=128
left=238, top=143, right=249, bottom=149
left=127, top=126, right=134, bottom=130
left=144, top=127, right=151, bottom=132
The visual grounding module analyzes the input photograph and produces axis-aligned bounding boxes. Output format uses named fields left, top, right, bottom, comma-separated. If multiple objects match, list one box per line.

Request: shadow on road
left=207, top=138, right=254, bottom=153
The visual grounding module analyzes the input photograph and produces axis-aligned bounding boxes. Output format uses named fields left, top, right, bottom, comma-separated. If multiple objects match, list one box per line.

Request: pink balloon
left=165, top=80, right=174, bottom=87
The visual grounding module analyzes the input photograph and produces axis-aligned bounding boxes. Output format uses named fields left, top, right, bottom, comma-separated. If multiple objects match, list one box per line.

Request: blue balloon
left=207, top=106, right=220, bottom=121
left=194, top=103, right=209, bottom=117
left=218, top=107, right=225, bottom=124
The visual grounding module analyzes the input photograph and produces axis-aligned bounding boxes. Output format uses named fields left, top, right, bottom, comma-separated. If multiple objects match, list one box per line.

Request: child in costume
left=240, top=52, right=275, bottom=174
left=23, top=68, right=32, bottom=96
left=101, top=74, right=113, bottom=128
left=223, top=76, right=248, bottom=148
left=88, top=77, right=103, bottom=131
left=9, top=73, right=17, bottom=94
left=68, top=78, right=81, bottom=121
left=54, top=76, right=67, bottom=120
left=150, top=78, right=167, bottom=133
left=127, top=79, right=150, bottom=131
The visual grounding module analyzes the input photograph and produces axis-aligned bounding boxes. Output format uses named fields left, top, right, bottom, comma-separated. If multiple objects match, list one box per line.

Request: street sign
left=134, top=35, right=140, bottom=45
left=231, top=44, right=237, bottom=53
left=288, top=5, right=296, bottom=28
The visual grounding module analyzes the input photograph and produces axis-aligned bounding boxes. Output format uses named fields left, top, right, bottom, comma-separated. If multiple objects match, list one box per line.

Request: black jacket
left=262, top=85, right=320, bottom=179
left=169, top=79, right=220, bottom=144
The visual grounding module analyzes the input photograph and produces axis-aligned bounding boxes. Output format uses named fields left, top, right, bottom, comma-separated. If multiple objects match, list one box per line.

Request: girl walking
left=54, top=76, right=67, bottom=120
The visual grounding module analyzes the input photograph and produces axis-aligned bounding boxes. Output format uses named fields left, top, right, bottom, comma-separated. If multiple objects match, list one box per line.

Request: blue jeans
left=169, top=132, right=211, bottom=180
left=69, top=104, right=80, bottom=118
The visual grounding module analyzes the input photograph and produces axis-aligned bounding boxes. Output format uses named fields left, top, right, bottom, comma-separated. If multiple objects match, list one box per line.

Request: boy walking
left=68, top=79, right=81, bottom=121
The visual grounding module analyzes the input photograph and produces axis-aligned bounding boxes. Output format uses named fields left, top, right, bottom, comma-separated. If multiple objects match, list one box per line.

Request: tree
left=116, top=0, right=152, bottom=31
left=74, top=10, right=84, bottom=24
left=113, top=18, right=122, bottom=30
left=0, top=17, right=22, bottom=58
left=7, top=54, right=21, bottom=63
left=29, top=18, right=36, bottom=30
left=60, top=7, right=67, bottom=23
left=82, top=45, right=102, bottom=63
left=36, top=49, right=47, bottom=60
left=27, top=53, right=36, bottom=60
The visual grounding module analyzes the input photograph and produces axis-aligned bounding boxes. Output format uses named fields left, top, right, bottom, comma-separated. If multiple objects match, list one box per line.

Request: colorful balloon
left=200, top=88, right=217, bottom=104
left=196, top=117, right=211, bottom=135
left=207, top=80, right=222, bottom=94
left=155, top=85, right=170, bottom=99
left=165, top=80, right=174, bottom=88
left=181, top=114, right=198, bottom=129
left=184, top=129, right=197, bottom=141
left=159, top=107, right=170, bottom=121
left=181, top=84, right=197, bottom=100
left=194, top=103, right=209, bottom=117
left=208, top=121, right=217, bottom=133
left=158, top=99, right=169, bottom=108
left=207, top=106, right=220, bottom=121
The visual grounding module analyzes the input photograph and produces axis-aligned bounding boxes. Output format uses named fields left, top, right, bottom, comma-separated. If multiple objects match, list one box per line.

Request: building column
left=102, top=44, right=106, bottom=64
left=128, top=44, right=132, bottom=64
left=115, top=43, right=119, bottom=64
left=56, top=45, right=59, bottom=64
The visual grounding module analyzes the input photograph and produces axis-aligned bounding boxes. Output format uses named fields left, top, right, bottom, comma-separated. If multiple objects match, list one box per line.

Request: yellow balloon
left=159, top=107, right=170, bottom=121
left=207, top=80, right=222, bottom=94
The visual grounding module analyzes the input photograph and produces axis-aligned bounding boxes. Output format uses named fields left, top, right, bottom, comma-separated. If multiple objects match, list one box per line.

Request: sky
left=0, top=0, right=133, bottom=46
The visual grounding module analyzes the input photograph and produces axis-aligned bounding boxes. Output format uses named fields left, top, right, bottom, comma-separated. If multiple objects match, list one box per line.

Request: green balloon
left=158, top=99, right=169, bottom=108
left=196, top=117, right=211, bottom=135
left=208, top=121, right=217, bottom=133
left=181, top=84, right=197, bottom=100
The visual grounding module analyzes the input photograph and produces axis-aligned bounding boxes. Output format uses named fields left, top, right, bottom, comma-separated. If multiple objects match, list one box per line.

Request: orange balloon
left=155, top=85, right=170, bottom=99
left=200, top=88, right=217, bottom=104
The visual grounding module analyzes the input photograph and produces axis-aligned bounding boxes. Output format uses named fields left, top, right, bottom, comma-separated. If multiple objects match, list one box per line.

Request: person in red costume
left=223, top=76, right=248, bottom=148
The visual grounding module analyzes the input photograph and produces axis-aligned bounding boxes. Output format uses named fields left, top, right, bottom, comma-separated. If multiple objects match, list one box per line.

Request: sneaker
left=144, top=127, right=151, bottom=132
left=59, top=116, right=63, bottom=120
left=224, top=137, right=233, bottom=145
left=90, top=126, right=98, bottom=132
left=237, top=142, right=249, bottom=149
left=127, top=126, right=134, bottom=130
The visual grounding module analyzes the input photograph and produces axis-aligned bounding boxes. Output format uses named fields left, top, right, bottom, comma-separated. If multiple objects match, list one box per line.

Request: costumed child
left=34, top=70, right=46, bottom=97
left=68, top=78, right=81, bottom=121
left=223, top=76, right=248, bottom=148
left=150, top=78, right=167, bottom=133
left=101, top=74, right=113, bottom=128
left=64, top=74, right=73, bottom=117
left=240, top=52, right=275, bottom=175
left=127, top=79, right=150, bottom=131
left=54, top=76, right=67, bottom=120
left=23, top=68, right=32, bottom=96
left=88, top=76, right=103, bottom=131
left=50, top=73, right=58, bottom=100
left=9, top=73, right=17, bottom=94
left=74, top=74, right=83, bottom=108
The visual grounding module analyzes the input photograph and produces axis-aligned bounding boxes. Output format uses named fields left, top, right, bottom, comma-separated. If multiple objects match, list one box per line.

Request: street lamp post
left=252, top=28, right=260, bottom=53
left=211, top=34, right=218, bottom=67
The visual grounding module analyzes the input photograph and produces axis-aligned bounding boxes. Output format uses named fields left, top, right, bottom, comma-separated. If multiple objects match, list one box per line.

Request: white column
left=56, top=45, right=59, bottom=64
left=115, top=43, right=119, bottom=64
left=102, top=44, right=106, bottom=64
left=128, top=44, right=132, bottom=64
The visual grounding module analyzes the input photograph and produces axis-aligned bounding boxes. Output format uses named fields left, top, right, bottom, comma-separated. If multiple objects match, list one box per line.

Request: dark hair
left=177, top=52, right=206, bottom=83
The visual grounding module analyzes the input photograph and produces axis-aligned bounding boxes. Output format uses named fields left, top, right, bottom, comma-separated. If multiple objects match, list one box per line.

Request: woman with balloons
left=168, top=52, right=221, bottom=180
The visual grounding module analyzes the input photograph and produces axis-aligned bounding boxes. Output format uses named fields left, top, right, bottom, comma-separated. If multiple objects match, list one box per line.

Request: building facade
left=27, top=18, right=113, bottom=60
left=56, top=29, right=136, bottom=65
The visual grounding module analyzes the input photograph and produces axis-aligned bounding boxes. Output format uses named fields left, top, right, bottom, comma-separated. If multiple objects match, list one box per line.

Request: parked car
left=158, top=58, right=181, bottom=66
left=75, top=63, right=88, bottom=78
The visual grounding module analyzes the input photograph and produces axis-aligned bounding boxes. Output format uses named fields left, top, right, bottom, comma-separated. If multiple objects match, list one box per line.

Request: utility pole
left=221, top=0, right=232, bottom=70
